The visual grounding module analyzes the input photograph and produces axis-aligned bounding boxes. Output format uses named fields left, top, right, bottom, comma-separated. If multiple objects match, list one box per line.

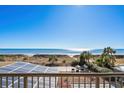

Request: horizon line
left=0, top=47, right=124, bottom=49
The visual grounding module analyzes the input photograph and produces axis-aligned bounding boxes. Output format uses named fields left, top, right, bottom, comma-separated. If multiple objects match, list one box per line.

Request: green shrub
left=23, top=57, right=28, bottom=61
left=0, top=56, right=5, bottom=61
left=86, top=62, right=113, bottom=73
left=71, top=60, right=79, bottom=67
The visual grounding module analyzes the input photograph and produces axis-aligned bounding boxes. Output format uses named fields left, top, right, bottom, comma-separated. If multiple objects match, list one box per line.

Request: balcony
left=0, top=72, right=124, bottom=88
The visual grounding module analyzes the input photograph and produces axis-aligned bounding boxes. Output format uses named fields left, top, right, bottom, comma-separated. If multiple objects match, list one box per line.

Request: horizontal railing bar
left=0, top=72, right=123, bottom=88
left=0, top=72, right=124, bottom=77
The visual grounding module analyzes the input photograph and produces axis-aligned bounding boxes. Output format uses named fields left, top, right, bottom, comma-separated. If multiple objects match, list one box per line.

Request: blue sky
left=0, top=5, right=124, bottom=49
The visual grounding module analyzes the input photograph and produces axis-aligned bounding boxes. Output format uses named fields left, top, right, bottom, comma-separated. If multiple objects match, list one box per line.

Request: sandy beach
left=0, top=54, right=124, bottom=67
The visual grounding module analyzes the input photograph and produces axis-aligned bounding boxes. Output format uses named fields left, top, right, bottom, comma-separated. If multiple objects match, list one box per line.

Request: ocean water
left=0, top=49, right=80, bottom=55
left=90, top=49, right=124, bottom=55
left=0, top=49, right=124, bottom=55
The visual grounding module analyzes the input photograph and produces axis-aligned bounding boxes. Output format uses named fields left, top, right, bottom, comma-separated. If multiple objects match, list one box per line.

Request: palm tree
left=80, top=51, right=86, bottom=65
left=103, top=47, right=116, bottom=55
left=79, top=51, right=92, bottom=66
left=85, top=51, right=92, bottom=63
left=106, top=47, right=116, bottom=66
left=101, top=47, right=116, bottom=67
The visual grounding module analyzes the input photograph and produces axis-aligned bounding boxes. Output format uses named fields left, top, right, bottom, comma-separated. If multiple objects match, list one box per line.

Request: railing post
left=96, top=77, right=100, bottom=88
left=0, top=77, right=2, bottom=88
left=24, top=76, right=28, bottom=88
left=12, top=77, right=14, bottom=88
